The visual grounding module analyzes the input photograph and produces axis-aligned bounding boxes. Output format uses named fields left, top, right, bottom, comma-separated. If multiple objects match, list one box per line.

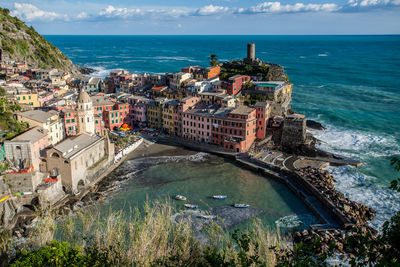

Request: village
left=0, top=44, right=315, bottom=228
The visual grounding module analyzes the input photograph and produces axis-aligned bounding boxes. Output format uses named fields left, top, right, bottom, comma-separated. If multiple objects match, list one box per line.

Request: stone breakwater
left=296, top=167, right=375, bottom=226
left=294, top=167, right=377, bottom=255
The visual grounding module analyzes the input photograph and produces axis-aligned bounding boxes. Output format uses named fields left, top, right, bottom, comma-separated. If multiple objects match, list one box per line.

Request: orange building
left=205, top=66, right=220, bottom=79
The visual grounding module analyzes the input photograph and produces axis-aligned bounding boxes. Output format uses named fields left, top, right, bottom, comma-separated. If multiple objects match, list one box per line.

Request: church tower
left=76, top=88, right=95, bottom=135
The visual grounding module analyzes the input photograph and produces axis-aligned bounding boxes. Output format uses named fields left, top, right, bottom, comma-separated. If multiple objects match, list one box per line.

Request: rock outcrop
left=0, top=8, right=86, bottom=74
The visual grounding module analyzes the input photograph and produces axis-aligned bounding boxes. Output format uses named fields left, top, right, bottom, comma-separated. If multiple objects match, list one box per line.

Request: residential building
left=61, top=108, right=78, bottom=136
left=147, top=97, right=166, bottom=129
left=162, top=99, right=179, bottom=134
left=211, top=106, right=257, bottom=152
left=17, top=109, right=65, bottom=144
left=4, top=126, right=49, bottom=172
left=170, top=72, right=192, bottom=89
left=182, top=107, right=214, bottom=143
left=254, top=102, right=271, bottom=140
left=222, top=75, right=251, bottom=95
left=174, top=96, right=200, bottom=136
left=14, top=92, right=40, bottom=107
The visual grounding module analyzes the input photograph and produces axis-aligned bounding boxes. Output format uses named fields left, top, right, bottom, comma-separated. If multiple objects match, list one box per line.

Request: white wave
left=326, top=166, right=400, bottom=229
left=87, top=66, right=113, bottom=78
left=313, top=125, right=400, bottom=229
left=299, top=56, right=306, bottom=59
left=313, top=125, right=399, bottom=158
left=318, top=53, right=328, bottom=57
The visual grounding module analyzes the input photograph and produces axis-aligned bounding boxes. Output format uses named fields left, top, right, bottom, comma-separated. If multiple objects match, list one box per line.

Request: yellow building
left=15, top=93, right=40, bottom=107
left=162, top=100, right=178, bottom=134
left=146, top=98, right=165, bottom=129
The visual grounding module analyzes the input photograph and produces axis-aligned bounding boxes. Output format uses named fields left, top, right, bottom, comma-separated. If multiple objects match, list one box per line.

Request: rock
left=14, top=230, right=22, bottom=239
left=302, top=229, right=309, bottom=236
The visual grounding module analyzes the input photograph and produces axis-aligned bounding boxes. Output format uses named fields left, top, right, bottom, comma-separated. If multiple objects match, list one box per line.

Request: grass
left=3, top=201, right=288, bottom=266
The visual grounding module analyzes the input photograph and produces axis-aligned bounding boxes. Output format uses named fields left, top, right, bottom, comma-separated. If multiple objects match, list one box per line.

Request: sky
left=1, top=0, right=400, bottom=35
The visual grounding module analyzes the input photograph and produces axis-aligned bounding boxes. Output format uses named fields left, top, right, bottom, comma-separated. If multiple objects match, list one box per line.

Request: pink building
left=211, top=106, right=257, bottom=152
left=4, top=126, right=50, bottom=172
left=127, top=95, right=150, bottom=126
left=104, top=102, right=129, bottom=131
left=254, top=102, right=270, bottom=140
left=222, top=75, right=251, bottom=95
left=61, top=107, right=78, bottom=136
left=38, top=92, right=55, bottom=107
left=174, top=96, right=201, bottom=136
left=182, top=107, right=214, bottom=143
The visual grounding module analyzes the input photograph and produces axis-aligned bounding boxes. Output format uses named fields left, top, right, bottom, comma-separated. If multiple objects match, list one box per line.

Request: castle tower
left=247, top=43, right=255, bottom=61
left=76, top=88, right=95, bottom=135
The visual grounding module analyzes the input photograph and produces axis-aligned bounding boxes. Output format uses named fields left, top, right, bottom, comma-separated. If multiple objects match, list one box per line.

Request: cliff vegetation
left=0, top=8, right=85, bottom=74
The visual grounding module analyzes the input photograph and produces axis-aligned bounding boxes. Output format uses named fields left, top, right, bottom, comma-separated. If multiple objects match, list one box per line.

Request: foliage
left=10, top=240, right=113, bottom=267
left=274, top=236, right=335, bottom=267
left=209, top=54, right=219, bottom=67
left=345, top=158, right=400, bottom=266
left=0, top=86, right=26, bottom=140
left=390, top=157, right=400, bottom=192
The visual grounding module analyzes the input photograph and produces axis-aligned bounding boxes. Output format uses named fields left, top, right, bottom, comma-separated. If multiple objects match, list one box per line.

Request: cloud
left=239, top=2, right=340, bottom=14
left=193, top=5, right=230, bottom=16
left=76, top=12, right=88, bottom=19
left=344, top=0, right=400, bottom=8
left=10, top=3, right=68, bottom=22
left=98, top=5, right=142, bottom=19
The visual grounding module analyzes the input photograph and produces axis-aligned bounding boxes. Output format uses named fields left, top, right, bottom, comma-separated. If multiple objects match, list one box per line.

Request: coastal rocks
left=306, top=120, right=325, bottom=130
left=297, top=167, right=376, bottom=226
left=211, top=206, right=264, bottom=229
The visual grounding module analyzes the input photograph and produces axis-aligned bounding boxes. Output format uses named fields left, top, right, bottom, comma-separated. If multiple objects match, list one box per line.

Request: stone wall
left=282, top=114, right=306, bottom=152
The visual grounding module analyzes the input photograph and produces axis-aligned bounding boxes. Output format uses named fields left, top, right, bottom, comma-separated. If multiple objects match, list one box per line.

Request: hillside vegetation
left=0, top=8, right=85, bottom=74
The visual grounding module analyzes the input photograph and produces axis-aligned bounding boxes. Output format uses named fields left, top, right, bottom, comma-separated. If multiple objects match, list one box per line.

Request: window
left=71, top=119, right=75, bottom=123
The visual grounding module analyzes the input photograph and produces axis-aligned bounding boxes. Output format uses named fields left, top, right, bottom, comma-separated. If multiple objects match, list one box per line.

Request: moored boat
left=233, top=204, right=249, bottom=208
left=184, top=204, right=198, bottom=209
left=212, top=195, right=227, bottom=200
left=174, top=195, right=187, bottom=201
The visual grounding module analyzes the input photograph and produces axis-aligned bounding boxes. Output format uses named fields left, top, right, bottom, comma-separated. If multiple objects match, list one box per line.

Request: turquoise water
left=100, top=154, right=319, bottom=229
left=45, top=35, right=400, bottom=228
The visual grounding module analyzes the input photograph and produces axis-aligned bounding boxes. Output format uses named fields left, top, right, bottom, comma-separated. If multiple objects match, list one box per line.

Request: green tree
left=209, top=54, right=219, bottom=67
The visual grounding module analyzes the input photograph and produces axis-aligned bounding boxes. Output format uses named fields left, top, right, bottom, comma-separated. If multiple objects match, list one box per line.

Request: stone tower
left=76, top=88, right=95, bottom=135
left=247, top=43, right=255, bottom=61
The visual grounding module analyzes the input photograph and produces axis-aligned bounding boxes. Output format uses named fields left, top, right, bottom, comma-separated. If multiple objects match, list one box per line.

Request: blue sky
left=2, top=0, right=400, bottom=34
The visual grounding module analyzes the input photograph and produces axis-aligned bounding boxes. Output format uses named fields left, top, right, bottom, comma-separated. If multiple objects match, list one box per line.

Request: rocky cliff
left=0, top=8, right=87, bottom=74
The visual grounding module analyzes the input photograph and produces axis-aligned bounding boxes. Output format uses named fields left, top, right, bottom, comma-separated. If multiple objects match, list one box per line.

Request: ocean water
left=45, top=35, right=400, bottom=229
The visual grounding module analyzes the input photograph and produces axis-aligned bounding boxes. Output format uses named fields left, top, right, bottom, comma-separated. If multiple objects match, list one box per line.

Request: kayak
left=174, top=195, right=187, bottom=201
left=234, top=204, right=250, bottom=208
left=213, top=195, right=227, bottom=200
left=184, top=204, right=198, bottom=209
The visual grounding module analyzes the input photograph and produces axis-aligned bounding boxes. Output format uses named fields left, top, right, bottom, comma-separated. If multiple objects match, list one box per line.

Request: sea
left=45, top=35, right=400, bottom=230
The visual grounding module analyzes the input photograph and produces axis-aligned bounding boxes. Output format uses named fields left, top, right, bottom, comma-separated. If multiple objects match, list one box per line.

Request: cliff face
left=0, top=8, right=86, bottom=74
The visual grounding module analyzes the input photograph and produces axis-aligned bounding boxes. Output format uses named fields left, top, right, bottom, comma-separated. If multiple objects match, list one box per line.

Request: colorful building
left=15, top=92, right=40, bottom=107
left=254, top=102, right=270, bottom=140
left=211, top=106, right=256, bottom=152
left=182, top=108, right=214, bottom=143
left=61, top=108, right=78, bottom=136
left=162, top=100, right=179, bottom=134
left=222, top=75, right=251, bottom=96
left=147, top=98, right=165, bottom=129
left=174, top=96, right=201, bottom=136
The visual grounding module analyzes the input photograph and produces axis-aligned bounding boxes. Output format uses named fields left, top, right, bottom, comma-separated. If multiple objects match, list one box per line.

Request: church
left=43, top=88, right=115, bottom=194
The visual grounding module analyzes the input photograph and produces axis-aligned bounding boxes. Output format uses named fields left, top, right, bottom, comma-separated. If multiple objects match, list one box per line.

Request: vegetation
left=209, top=54, right=219, bottom=67
left=0, top=7, right=75, bottom=72
left=220, top=61, right=270, bottom=81
left=0, top=86, right=27, bottom=140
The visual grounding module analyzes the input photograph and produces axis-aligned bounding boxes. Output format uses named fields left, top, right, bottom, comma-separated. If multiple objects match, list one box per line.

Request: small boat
left=184, top=204, right=198, bottom=209
left=213, top=195, right=227, bottom=200
left=234, top=204, right=250, bottom=208
left=174, top=195, right=187, bottom=201
left=198, top=214, right=217, bottom=220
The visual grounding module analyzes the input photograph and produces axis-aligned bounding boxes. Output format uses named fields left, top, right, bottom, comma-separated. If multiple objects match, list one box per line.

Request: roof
left=230, top=106, right=255, bottom=116
left=10, top=126, right=48, bottom=143
left=254, top=102, right=269, bottom=107
left=19, top=109, right=59, bottom=123
left=91, top=95, right=115, bottom=106
left=152, top=86, right=167, bottom=92
left=53, top=134, right=103, bottom=160
left=77, top=88, right=91, bottom=103
left=229, top=74, right=247, bottom=81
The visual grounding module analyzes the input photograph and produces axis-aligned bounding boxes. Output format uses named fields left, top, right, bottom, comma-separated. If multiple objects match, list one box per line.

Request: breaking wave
left=312, top=125, right=400, bottom=229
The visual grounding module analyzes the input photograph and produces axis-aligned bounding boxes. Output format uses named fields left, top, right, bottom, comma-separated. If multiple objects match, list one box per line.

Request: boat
left=184, top=204, right=198, bottom=209
left=212, top=195, right=227, bottom=200
left=198, top=214, right=217, bottom=220
left=174, top=195, right=187, bottom=201
left=234, top=204, right=250, bottom=208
